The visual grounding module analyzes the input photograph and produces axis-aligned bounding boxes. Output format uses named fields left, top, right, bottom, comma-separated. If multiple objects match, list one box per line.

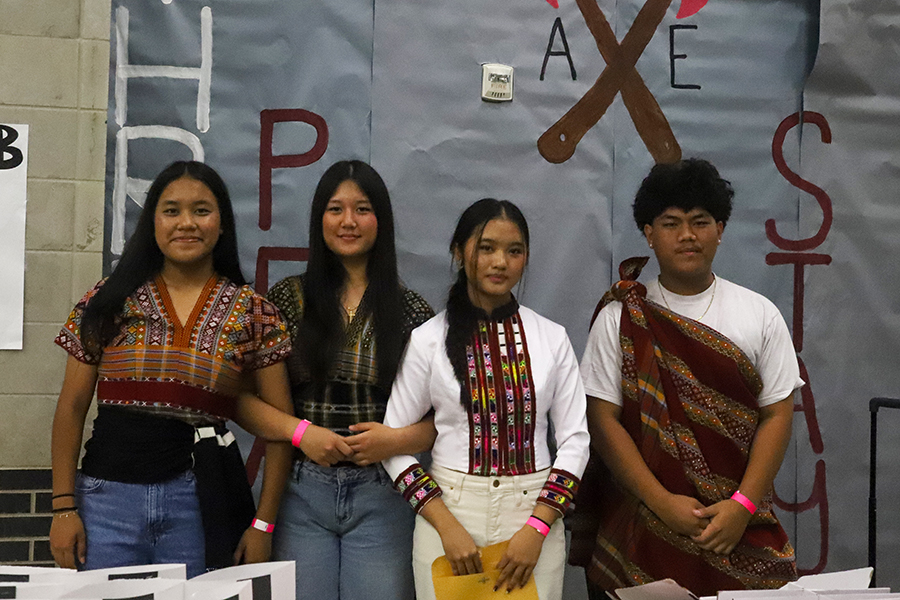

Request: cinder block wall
left=0, top=0, right=111, bottom=564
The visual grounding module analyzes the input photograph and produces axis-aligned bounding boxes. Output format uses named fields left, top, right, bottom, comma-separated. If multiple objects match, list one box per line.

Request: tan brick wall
left=0, top=0, right=111, bottom=469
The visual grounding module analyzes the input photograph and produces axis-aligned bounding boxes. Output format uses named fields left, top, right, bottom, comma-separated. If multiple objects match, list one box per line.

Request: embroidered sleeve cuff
left=537, top=468, right=580, bottom=515
left=54, top=329, right=100, bottom=365
left=252, top=331, right=292, bottom=369
left=394, top=464, right=442, bottom=513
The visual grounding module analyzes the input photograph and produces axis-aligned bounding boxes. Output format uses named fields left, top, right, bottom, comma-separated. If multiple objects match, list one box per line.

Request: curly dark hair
left=633, top=158, right=734, bottom=230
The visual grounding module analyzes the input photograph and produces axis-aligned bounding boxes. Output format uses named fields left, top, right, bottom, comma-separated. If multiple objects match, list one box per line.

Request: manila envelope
left=431, top=540, right=539, bottom=600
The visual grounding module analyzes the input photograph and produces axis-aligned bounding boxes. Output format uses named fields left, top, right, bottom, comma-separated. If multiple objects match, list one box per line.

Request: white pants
left=413, top=465, right=566, bottom=600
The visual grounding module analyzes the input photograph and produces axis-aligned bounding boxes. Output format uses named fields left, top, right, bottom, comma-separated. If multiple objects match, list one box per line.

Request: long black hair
left=80, top=161, right=244, bottom=353
left=297, top=160, right=405, bottom=390
left=445, top=198, right=530, bottom=403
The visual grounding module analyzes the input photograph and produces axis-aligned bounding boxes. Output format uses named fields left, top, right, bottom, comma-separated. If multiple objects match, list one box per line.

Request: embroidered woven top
left=55, top=276, right=291, bottom=424
left=382, top=299, right=589, bottom=516
left=266, top=274, right=434, bottom=435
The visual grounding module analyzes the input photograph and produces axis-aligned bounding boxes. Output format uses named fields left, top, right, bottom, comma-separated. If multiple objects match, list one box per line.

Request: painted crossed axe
left=538, top=0, right=682, bottom=164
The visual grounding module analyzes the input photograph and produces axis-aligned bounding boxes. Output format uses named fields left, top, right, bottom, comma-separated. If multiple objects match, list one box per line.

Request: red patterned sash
left=574, top=258, right=796, bottom=595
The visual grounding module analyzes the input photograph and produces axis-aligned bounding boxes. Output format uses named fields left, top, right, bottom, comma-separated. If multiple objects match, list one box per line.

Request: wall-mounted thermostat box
left=482, top=64, right=514, bottom=102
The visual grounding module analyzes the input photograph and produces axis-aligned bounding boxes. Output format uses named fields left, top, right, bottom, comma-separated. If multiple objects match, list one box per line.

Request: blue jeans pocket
left=375, top=464, right=393, bottom=487
left=74, top=472, right=105, bottom=495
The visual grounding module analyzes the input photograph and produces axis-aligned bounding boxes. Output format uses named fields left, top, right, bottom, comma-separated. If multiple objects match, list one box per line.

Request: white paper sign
left=0, top=123, right=28, bottom=350
left=0, top=565, right=74, bottom=584
left=184, top=580, right=253, bottom=600
left=60, top=578, right=185, bottom=600
left=790, top=569, right=876, bottom=592
left=0, top=582, right=83, bottom=598
left=190, top=562, right=294, bottom=600
left=80, top=564, right=187, bottom=582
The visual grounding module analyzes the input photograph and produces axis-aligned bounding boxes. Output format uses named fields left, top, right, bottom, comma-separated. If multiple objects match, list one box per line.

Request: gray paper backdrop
left=104, top=0, right=900, bottom=584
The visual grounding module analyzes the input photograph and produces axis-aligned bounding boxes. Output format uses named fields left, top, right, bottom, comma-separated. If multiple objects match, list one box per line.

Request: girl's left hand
left=345, top=422, right=398, bottom=465
left=233, top=527, right=272, bottom=565
left=494, top=524, right=545, bottom=592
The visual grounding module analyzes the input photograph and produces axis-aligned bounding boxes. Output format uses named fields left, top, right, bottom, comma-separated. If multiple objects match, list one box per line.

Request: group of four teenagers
left=49, top=157, right=800, bottom=599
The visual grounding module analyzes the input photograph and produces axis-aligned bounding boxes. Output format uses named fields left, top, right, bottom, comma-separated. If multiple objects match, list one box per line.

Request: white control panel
left=481, top=63, right=514, bottom=102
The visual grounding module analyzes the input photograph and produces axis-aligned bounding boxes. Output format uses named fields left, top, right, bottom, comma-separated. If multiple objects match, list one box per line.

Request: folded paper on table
left=59, top=578, right=185, bottom=600
left=86, top=564, right=187, bottom=582
left=0, top=564, right=185, bottom=593
left=718, top=589, right=817, bottom=600
left=190, top=561, right=295, bottom=600
left=0, top=567, right=76, bottom=584
left=790, top=569, right=875, bottom=591
left=185, top=580, right=253, bottom=600
left=606, top=569, right=882, bottom=600
left=431, top=540, right=538, bottom=600
left=816, top=588, right=900, bottom=600
left=614, top=578, right=698, bottom=600
left=0, top=582, right=78, bottom=598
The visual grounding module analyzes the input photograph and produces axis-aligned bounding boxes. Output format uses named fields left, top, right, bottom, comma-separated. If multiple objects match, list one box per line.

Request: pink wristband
left=526, top=516, right=550, bottom=537
left=251, top=518, right=274, bottom=533
left=291, top=419, right=311, bottom=448
left=731, top=491, right=757, bottom=514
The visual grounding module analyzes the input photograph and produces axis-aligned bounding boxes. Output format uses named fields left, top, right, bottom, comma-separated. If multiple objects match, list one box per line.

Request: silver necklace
left=657, top=277, right=717, bottom=321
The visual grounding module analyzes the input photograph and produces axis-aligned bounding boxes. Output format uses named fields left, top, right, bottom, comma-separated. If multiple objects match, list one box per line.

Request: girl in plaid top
left=382, top=199, right=590, bottom=600
left=50, top=162, right=295, bottom=576
left=265, top=161, right=436, bottom=600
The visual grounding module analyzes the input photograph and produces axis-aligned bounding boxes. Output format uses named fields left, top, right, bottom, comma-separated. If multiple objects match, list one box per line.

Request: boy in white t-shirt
left=573, top=159, right=803, bottom=597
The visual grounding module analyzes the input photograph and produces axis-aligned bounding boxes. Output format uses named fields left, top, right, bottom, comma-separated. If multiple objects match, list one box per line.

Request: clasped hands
left=654, top=493, right=752, bottom=555
left=296, top=421, right=398, bottom=466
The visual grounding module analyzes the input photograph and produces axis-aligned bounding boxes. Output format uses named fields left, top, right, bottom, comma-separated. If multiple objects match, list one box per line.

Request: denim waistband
left=295, top=459, right=392, bottom=486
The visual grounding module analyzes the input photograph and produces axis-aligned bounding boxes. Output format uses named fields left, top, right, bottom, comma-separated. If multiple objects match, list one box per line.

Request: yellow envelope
left=431, top=540, right=539, bottom=600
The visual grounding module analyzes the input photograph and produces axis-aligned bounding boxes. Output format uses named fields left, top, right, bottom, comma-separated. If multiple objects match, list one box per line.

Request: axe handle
left=539, top=0, right=678, bottom=164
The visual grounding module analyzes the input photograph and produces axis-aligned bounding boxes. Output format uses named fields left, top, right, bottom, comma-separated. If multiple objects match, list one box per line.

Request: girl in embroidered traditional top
left=50, top=161, right=295, bottom=577
left=382, top=198, right=590, bottom=600
left=262, top=160, right=436, bottom=600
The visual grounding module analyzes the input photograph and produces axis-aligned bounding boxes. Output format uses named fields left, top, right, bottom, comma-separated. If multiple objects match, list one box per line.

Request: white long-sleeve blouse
left=382, top=304, right=590, bottom=515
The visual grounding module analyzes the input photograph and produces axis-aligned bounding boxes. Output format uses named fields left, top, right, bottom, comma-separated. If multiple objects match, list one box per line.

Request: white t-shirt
left=581, top=276, right=804, bottom=407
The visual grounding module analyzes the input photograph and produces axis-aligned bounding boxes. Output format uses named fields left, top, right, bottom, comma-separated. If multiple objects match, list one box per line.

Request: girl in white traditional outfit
left=382, top=198, right=590, bottom=600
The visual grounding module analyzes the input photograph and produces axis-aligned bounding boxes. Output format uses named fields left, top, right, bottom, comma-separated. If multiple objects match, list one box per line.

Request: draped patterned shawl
left=571, top=258, right=796, bottom=595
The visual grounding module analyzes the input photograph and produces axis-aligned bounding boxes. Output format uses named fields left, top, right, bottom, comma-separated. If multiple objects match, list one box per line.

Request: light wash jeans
left=272, top=461, right=415, bottom=600
left=75, top=470, right=206, bottom=578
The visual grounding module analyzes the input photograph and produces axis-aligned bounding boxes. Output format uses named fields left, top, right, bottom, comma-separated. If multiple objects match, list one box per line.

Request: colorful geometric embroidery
left=466, top=312, right=537, bottom=477
left=394, top=464, right=442, bottom=512
left=537, top=468, right=579, bottom=514
left=55, top=277, right=291, bottom=421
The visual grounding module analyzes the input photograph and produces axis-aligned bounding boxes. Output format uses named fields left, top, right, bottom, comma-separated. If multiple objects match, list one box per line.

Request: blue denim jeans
left=272, top=461, right=415, bottom=600
left=75, top=470, right=206, bottom=578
